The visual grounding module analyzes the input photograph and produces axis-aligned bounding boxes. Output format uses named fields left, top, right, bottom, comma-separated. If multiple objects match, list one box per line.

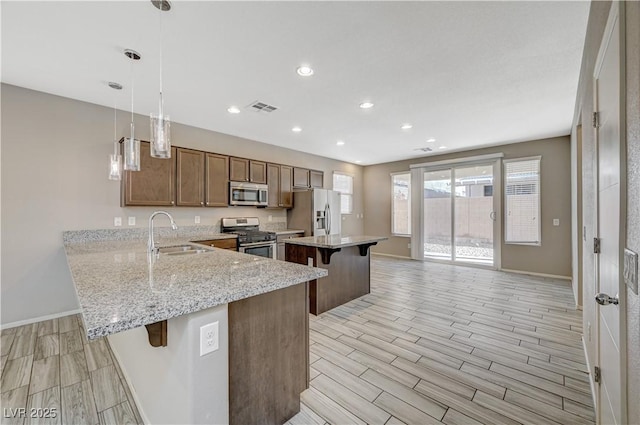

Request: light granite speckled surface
left=284, top=235, right=387, bottom=249
left=64, top=237, right=327, bottom=340
left=62, top=225, right=233, bottom=244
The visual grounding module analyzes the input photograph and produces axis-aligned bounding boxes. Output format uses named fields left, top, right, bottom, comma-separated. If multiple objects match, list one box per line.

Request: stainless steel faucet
left=148, top=211, right=178, bottom=254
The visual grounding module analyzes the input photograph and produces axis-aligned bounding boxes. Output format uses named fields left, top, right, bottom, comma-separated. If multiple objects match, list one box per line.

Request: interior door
left=594, top=2, right=625, bottom=424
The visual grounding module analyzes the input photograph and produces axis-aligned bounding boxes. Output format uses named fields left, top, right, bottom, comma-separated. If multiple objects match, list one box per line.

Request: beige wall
left=0, top=84, right=364, bottom=325
left=573, top=1, right=640, bottom=423
left=363, top=136, right=572, bottom=277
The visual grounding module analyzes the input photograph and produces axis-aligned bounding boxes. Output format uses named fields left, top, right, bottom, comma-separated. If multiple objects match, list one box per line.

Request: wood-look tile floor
left=1, top=314, right=142, bottom=425
left=288, top=256, right=596, bottom=425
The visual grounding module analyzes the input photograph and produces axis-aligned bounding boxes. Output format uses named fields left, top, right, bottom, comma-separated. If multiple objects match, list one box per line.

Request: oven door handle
left=240, top=241, right=276, bottom=248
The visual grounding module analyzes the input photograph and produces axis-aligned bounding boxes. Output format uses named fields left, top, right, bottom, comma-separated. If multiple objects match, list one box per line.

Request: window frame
left=332, top=171, right=354, bottom=215
left=391, top=172, right=411, bottom=237
left=503, top=156, right=542, bottom=246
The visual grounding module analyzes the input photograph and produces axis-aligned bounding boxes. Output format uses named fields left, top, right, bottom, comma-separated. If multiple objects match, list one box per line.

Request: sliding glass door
left=421, top=161, right=498, bottom=266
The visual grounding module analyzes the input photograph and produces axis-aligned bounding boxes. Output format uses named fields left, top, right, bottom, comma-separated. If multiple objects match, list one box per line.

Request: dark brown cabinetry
left=230, top=158, right=267, bottom=184
left=122, top=141, right=176, bottom=207
left=205, top=153, right=229, bottom=207
left=293, top=167, right=324, bottom=189
left=267, top=164, right=293, bottom=208
left=176, top=148, right=205, bottom=207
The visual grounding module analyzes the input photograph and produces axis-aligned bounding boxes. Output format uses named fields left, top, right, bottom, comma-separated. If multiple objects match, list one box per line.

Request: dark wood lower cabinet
left=228, top=282, right=309, bottom=425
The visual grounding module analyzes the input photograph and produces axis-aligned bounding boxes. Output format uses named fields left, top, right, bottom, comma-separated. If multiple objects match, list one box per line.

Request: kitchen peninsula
left=284, top=235, right=387, bottom=315
left=63, top=228, right=327, bottom=425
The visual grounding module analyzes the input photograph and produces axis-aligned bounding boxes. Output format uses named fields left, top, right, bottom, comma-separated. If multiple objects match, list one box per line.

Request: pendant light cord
left=130, top=54, right=135, bottom=140
left=158, top=6, right=164, bottom=113
left=113, top=95, right=118, bottom=155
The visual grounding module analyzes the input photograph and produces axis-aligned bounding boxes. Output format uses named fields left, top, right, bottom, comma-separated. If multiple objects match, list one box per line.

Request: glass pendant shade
left=123, top=125, right=140, bottom=171
left=150, top=94, right=171, bottom=158
left=108, top=148, right=123, bottom=181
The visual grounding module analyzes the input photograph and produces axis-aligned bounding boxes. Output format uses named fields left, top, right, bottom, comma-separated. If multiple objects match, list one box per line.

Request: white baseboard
left=371, top=252, right=412, bottom=260
left=582, top=337, right=598, bottom=409
left=0, top=309, right=82, bottom=330
left=107, top=336, right=151, bottom=425
left=500, top=268, right=572, bottom=281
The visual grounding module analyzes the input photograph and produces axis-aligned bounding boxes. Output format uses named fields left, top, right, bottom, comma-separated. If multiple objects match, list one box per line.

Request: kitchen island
left=63, top=229, right=327, bottom=425
left=284, top=235, right=387, bottom=315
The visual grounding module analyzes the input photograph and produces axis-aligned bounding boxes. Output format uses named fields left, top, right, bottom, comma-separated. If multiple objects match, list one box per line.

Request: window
left=504, top=157, right=541, bottom=245
left=333, top=172, right=353, bottom=214
left=392, top=173, right=411, bottom=236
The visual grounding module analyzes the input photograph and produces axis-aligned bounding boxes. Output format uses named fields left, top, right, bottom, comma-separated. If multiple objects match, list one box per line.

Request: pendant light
left=108, top=82, right=123, bottom=180
left=124, top=48, right=141, bottom=171
left=150, top=0, right=171, bottom=159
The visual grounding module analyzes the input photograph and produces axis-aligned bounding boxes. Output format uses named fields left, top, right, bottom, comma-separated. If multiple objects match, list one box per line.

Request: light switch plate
left=114, top=217, right=122, bottom=227
left=553, top=219, right=560, bottom=226
left=200, top=322, right=219, bottom=356
left=624, top=248, right=638, bottom=295
left=128, top=217, right=136, bottom=226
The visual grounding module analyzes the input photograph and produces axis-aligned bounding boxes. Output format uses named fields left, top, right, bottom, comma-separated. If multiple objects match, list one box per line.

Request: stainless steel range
left=221, top=217, right=276, bottom=259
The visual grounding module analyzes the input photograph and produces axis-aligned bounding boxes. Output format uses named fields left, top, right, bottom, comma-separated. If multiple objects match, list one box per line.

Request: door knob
left=595, top=293, right=619, bottom=306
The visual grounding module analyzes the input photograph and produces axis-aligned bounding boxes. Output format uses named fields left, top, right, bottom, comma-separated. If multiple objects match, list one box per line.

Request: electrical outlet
left=408, top=243, right=411, bottom=249
left=195, top=215, right=201, bottom=224
left=553, top=219, right=560, bottom=226
left=200, top=322, right=219, bottom=356
left=268, top=215, right=273, bottom=222
left=128, top=217, right=136, bottom=226
left=114, top=217, right=122, bottom=227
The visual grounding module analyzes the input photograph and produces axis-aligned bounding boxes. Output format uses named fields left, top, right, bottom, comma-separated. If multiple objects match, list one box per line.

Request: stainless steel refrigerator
left=287, top=189, right=342, bottom=236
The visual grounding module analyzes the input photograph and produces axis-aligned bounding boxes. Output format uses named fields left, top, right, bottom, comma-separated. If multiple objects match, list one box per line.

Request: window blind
left=505, top=158, right=540, bottom=244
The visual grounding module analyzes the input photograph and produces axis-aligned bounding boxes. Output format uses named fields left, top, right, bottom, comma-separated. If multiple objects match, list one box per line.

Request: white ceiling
left=1, top=1, right=590, bottom=165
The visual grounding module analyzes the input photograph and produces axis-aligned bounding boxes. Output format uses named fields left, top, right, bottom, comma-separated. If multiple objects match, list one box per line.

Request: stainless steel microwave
left=229, top=182, right=268, bottom=206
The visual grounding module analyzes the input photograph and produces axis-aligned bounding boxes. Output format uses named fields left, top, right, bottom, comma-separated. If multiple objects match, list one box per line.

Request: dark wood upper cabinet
left=249, top=160, right=267, bottom=184
left=205, top=153, right=229, bottom=207
left=229, top=157, right=249, bottom=182
left=176, top=148, right=205, bottom=207
left=122, top=141, right=176, bottom=207
left=293, top=167, right=310, bottom=188
left=310, top=170, right=324, bottom=188
left=267, top=163, right=281, bottom=208
left=280, top=165, right=293, bottom=207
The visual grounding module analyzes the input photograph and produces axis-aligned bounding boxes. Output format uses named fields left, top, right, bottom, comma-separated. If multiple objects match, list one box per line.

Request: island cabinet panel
left=205, top=153, right=229, bottom=207
left=229, top=283, right=308, bottom=425
left=176, top=148, right=205, bottom=206
left=229, top=157, right=249, bottom=182
left=122, top=142, right=176, bottom=206
left=249, top=160, right=267, bottom=184
left=310, top=170, right=324, bottom=188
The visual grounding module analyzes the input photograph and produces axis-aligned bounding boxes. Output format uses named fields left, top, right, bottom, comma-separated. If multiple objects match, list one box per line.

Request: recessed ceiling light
left=426, top=138, right=436, bottom=143
left=401, top=123, right=413, bottom=130
left=355, top=160, right=362, bottom=164
left=439, top=146, right=447, bottom=150
left=291, top=126, right=302, bottom=133
left=296, top=65, right=314, bottom=77
left=359, top=102, right=374, bottom=109
left=336, top=141, right=345, bottom=146
left=227, top=106, right=240, bottom=114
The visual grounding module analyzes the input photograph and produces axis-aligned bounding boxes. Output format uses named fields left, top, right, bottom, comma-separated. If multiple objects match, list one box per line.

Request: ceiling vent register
left=247, top=101, right=278, bottom=113
left=414, top=147, right=433, bottom=153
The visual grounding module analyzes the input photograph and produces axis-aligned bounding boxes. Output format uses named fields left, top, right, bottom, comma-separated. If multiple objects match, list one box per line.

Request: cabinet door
left=310, top=170, right=324, bottom=188
left=176, top=148, right=205, bottom=206
left=293, top=167, right=310, bottom=188
left=229, top=157, right=249, bottom=182
left=267, top=163, right=281, bottom=208
left=205, top=153, right=229, bottom=207
left=280, top=165, right=293, bottom=208
left=122, top=142, right=176, bottom=206
left=250, top=160, right=267, bottom=184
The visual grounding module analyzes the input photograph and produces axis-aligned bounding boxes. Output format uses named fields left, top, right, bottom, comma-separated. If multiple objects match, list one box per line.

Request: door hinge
left=594, top=366, right=601, bottom=383
left=592, top=111, right=600, bottom=128
left=594, top=237, right=601, bottom=254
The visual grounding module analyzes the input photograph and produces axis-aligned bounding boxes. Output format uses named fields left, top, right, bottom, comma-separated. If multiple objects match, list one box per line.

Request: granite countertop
left=64, top=236, right=327, bottom=340
left=274, top=229, right=305, bottom=236
left=284, top=235, right=387, bottom=249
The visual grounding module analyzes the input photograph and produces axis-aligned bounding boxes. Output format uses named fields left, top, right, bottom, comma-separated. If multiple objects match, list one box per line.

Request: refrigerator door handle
left=326, top=204, right=331, bottom=235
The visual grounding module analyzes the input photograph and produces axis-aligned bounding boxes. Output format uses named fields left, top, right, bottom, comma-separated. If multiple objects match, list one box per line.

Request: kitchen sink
left=157, top=244, right=213, bottom=255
